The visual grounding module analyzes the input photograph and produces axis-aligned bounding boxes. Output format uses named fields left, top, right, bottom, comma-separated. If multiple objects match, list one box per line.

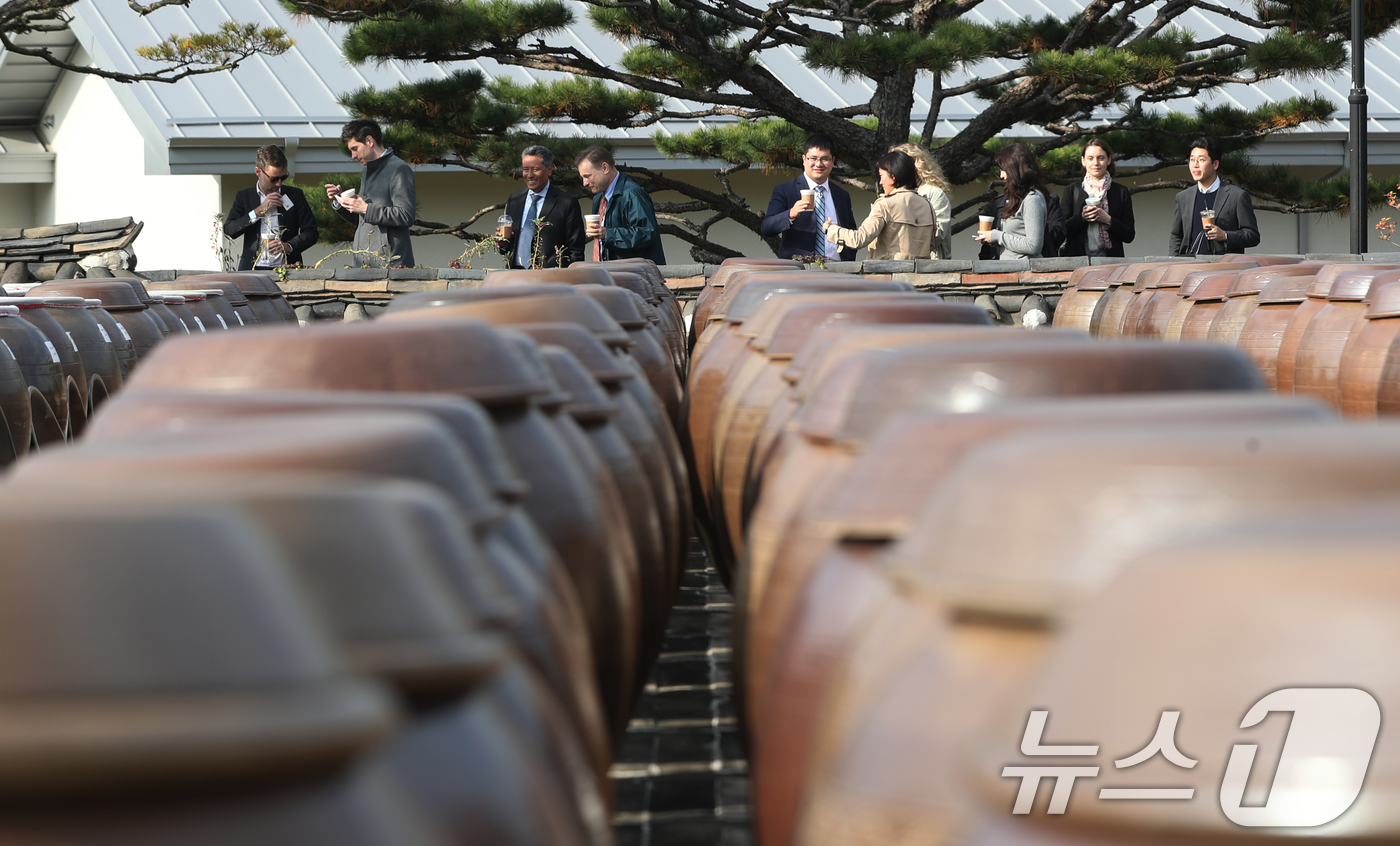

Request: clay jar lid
left=1367, top=278, right=1400, bottom=318
left=573, top=284, right=651, bottom=329
left=482, top=267, right=614, bottom=287
left=124, top=318, right=553, bottom=407
left=709, top=259, right=804, bottom=289
left=150, top=278, right=250, bottom=307
left=25, top=296, right=87, bottom=307
left=782, top=324, right=1027, bottom=390
left=1255, top=272, right=1317, bottom=304
left=0, top=493, right=396, bottom=797
left=816, top=394, right=1335, bottom=542
left=599, top=270, right=659, bottom=303
left=971, top=512, right=1400, bottom=839
left=27, top=280, right=146, bottom=310
left=1066, top=265, right=1119, bottom=288
left=538, top=345, right=618, bottom=423
left=1225, top=262, right=1321, bottom=297
left=1221, top=252, right=1301, bottom=265
left=1185, top=272, right=1236, bottom=302
left=178, top=273, right=281, bottom=298
left=494, top=330, right=573, bottom=409
left=0, top=296, right=55, bottom=309
left=766, top=300, right=989, bottom=356
left=710, top=270, right=844, bottom=318
left=800, top=341, right=1265, bottom=444
left=508, top=323, right=635, bottom=384
left=1155, top=260, right=1241, bottom=286
left=888, top=422, right=1400, bottom=621
left=1309, top=263, right=1400, bottom=297
left=388, top=283, right=579, bottom=313
left=736, top=292, right=931, bottom=348
left=380, top=292, right=633, bottom=350
left=1177, top=269, right=1235, bottom=298
left=565, top=265, right=626, bottom=287
left=0, top=306, right=15, bottom=317
left=724, top=278, right=914, bottom=325
left=1327, top=265, right=1400, bottom=301
left=87, top=388, right=529, bottom=502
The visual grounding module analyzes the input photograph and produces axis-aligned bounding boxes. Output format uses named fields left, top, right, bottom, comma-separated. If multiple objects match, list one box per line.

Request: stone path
left=611, top=539, right=754, bottom=845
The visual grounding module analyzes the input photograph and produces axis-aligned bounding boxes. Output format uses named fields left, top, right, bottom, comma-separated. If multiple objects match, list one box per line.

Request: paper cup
left=978, top=215, right=995, bottom=232
left=1085, top=196, right=1102, bottom=207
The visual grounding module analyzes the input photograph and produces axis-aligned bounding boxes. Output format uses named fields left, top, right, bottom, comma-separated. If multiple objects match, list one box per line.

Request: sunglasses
left=259, top=168, right=291, bottom=183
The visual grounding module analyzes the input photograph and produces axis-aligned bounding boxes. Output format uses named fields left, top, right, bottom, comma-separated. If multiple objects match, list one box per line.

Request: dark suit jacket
left=223, top=185, right=318, bottom=270
left=1061, top=181, right=1136, bottom=257
left=977, top=192, right=1067, bottom=260
left=1168, top=182, right=1260, bottom=256
left=594, top=172, right=665, bottom=264
left=760, top=176, right=857, bottom=261
left=498, top=182, right=585, bottom=268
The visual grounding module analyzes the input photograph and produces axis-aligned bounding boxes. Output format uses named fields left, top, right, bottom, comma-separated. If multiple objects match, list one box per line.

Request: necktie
left=516, top=193, right=540, bottom=268
left=593, top=195, right=608, bottom=261
left=814, top=185, right=828, bottom=257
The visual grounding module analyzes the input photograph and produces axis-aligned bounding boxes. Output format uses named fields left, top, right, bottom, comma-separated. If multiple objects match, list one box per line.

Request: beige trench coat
left=824, top=188, right=935, bottom=260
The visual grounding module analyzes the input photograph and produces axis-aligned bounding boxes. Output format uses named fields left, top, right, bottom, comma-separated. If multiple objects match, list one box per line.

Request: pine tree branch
left=1059, top=0, right=1114, bottom=52
left=1184, top=1, right=1271, bottom=30
left=0, top=26, right=285, bottom=84
left=413, top=205, right=505, bottom=240
left=127, top=0, right=187, bottom=13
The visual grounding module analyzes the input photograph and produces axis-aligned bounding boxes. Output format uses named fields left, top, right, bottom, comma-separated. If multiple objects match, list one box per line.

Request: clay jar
left=159, top=280, right=259, bottom=327
left=32, top=279, right=169, bottom=359
left=573, top=285, right=682, bottom=421
left=158, top=294, right=201, bottom=334
left=1160, top=268, right=1238, bottom=341
left=0, top=303, right=66, bottom=444
left=39, top=296, right=125, bottom=412
left=178, top=273, right=296, bottom=323
left=84, top=388, right=611, bottom=780
left=1051, top=265, right=1119, bottom=331
left=1177, top=271, right=1236, bottom=342
left=1276, top=264, right=1400, bottom=393
left=149, top=287, right=239, bottom=330
left=0, top=309, right=30, bottom=460
left=692, top=259, right=804, bottom=342
left=0, top=297, right=86, bottom=439
left=1206, top=263, right=1317, bottom=347
left=965, top=515, right=1400, bottom=845
left=1235, top=271, right=1317, bottom=389
left=83, top=299, right=139, bottom=378
left=694, top=270, right=850, bottom=361
left=0, top=493, right=400, bottom=821
left=1086, top=261, right=1188, bottom=338
left=123, top=320, right=644, bottom=740
left=595, top=259, right=688, bottom=365
left=1129, top=262, right=1232, bottom=339
left=1341, top=280, right=1400, bottom=416
left=483, top=266, right=618, bottom=287
left=750, top=395, right=1332, bottom=846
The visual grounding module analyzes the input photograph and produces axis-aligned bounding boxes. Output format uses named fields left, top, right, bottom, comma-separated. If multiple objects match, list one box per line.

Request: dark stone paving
left=611, top=540, right=753, bottom=846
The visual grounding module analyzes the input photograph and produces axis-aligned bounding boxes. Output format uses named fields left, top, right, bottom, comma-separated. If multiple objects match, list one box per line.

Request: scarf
left=1082, top=173, right=1113, bottom=251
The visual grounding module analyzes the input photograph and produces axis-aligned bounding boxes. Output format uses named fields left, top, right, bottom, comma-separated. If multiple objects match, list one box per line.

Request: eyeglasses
left=804, top=155, right=833, bottom=165
left=259, top=168, right=290, bottom=183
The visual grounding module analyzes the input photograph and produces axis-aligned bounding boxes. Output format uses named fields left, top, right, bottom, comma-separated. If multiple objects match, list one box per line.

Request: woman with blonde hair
left=821, top=150, right=934, bottom=260
left=893, top=143, right=952, bottom=258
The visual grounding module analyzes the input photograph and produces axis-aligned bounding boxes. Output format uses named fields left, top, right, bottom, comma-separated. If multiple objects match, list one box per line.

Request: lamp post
left=1350, top=0, right=1368, bottom=254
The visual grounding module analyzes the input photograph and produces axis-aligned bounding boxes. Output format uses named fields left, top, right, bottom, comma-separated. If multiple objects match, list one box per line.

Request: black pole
left=1351, top=0, right=1368, bottom=254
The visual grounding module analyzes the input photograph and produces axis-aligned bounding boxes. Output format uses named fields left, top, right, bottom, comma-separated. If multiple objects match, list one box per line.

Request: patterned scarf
left=1082, top=172, right=1113, bottom=251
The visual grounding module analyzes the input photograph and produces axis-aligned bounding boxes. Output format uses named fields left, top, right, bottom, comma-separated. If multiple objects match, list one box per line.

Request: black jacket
left=1168, top=182, right=1260, bottom=256
left=760, top=176, right=858, bottom=261
left=223, top=185, right=318, bottom=270
left=1061, top=181, right=1136, bottom=257
left=498, top=182, right=586, bottom=268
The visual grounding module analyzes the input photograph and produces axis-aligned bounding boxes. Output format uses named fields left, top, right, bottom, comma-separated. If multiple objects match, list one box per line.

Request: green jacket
left=593, top=172, right=666, bottom=264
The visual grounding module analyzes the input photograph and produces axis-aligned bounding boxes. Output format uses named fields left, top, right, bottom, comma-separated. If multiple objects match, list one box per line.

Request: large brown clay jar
left=1293, top=270, right=1392, bottom=408
left=1340, top=278, right=1400, bottom=417
left=0, top=297, right=86, bottom=439
left=1235, top=273, right=1316, bottom=389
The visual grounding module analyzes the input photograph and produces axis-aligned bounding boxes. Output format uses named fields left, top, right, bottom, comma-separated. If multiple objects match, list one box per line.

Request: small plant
left=312, top=246, right=400, bottom=269
left=210, top=213, right=237, bottom=272
left=794, top=252, right=827, bottom=269
left=527, top=217, right=552, bottom=269
left=448, top=237, right=498, bottom=270
left=1378, top=183, right=1400, bottom=245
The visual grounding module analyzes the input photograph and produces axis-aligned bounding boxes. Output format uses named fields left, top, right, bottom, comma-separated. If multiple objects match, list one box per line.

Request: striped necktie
left=814, top=185, right=827, bottom=255
left=593, top=195, right=608, bottom=261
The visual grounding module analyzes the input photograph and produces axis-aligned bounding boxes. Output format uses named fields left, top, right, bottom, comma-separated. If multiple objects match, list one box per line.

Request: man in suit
left=326, top=119, right=417, bottom=267
left=760, top=135, right=857, bottom=262
left=576, top=145, right=666, bottom=264
left=223, top=145, right=318, bottom=271
left=1168, top=135, right=1260, bottom=256
left=496, top=145, right=585, bottom=268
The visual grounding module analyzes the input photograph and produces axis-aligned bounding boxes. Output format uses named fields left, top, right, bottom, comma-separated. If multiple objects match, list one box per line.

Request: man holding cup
left=576, top=146, right=666, bottom=264
left=1168, top=135, right=1259, bottom=256
left=496, top=145, right=585, bottom=268
left=760, top=135, right=857, bottom=262
left=223, top=145, right=318, bottom=271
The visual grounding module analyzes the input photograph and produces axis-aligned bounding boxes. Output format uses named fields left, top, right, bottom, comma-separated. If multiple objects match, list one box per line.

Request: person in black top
left=1167, top=136, right=1260, bottom=256
left=1061, top=137, right=1136, bottom=257
left=223, top=145, right=318, bottom=270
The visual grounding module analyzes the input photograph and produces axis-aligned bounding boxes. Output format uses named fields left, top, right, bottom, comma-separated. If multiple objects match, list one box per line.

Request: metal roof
left=58, top=0, right=1400, bottom=173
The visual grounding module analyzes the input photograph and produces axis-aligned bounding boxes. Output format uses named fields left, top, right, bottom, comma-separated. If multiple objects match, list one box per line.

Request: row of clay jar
left=1055, top=256, right=1400, bottom=416
left=0, top=273, right=296, bottom=456
left=0, top=259, right=686, bottom=845
left=682, top=258, right=1400, bottom=846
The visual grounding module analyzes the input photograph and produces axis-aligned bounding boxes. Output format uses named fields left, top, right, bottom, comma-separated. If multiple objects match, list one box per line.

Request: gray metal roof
left=59, top=0, right=1400, bottom=173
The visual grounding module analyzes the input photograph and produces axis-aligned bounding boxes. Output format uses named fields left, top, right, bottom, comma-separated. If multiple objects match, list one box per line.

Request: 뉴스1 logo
left=1002, top=687, right=1380, bottom=827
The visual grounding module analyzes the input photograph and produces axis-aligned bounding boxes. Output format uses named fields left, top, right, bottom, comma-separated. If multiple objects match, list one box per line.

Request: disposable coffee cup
left=584, top=215, right=600, bottom=224
left=1085, top=196, right=1102, bottom=207
left=978, top=215, right=995, bottom=232
left=799, top=189, right=815, bottom=208
left=1200, top=209, right=1216, bottom=226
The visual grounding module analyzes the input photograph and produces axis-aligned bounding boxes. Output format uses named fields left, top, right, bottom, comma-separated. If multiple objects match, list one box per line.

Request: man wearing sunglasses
left=223, top=145, right=319, bottom=271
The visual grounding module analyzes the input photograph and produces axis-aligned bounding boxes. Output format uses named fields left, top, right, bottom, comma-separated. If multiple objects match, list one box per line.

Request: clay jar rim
left=1325, top=266, right=1400, bottom=302
left=0, top=297, right=56, bottom=310
left=27, top=281, right=148, bottom=311
left=573, top=284, right=651, bottom=329
left=1178, top=269, right=1237, bottom=299
left=1186, top=273, right=1237, bottom=302
left=724, top=278, right=914, bottom=325
left=1254, top=273, right=1316, bottom=305
left=1367, top=278, right=1400, bottom=318
left=382, top=292, right=634, bottom=350
left=766, top=301, right=991, bottom=357
left=176, top=274, right=282, bottom=299
left=751, top=293, right=951, bottom=352
left=509, top=322, right=637, bottom=384
left=151, top=279, right=251, bottom=307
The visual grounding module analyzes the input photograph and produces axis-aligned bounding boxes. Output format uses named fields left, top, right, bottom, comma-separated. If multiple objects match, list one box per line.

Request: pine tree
left=286, top=0, right=1400, bottom=260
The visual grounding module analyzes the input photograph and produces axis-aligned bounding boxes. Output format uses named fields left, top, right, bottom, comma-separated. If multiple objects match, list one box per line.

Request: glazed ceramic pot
left=157, top=280, right=259, bottom=327
left=1177, top=272, right=1236, bottom=342
left=40, top=296, right=124, bottom=414
left=1340, top=278, right=1400, bottom=416
left=1235, top=273, right=1317, bottom=390
left=0, top=304, right=65, bottom=444
left=1293, top=269, right=1394, bottom=408
left=34, top=280, right=171, bottom=360
left=0, top=297, right=86, bottom=439
left=178, top=273, right=295, bottom=323
left=483, top=267, right=615, bottom=287
left=0, top=309, right=31, bottom=459
left=82, top=300, right=138, bottom=378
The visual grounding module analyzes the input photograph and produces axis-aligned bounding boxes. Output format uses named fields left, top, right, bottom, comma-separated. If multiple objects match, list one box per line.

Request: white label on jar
left=115, top=322, right=131, bottom=341
left=43, top=340, right=59, bottom=362
left=65, top=331, right=78, bottom=351
left=235, top=312, right=245, bottom=325
left=0, top=340, right=13, bottom=359
left=193, top=316, right=205, bottom=332
left=216, top=315, right=228, bottom=329
left=95, top=324, right=111, bottom=344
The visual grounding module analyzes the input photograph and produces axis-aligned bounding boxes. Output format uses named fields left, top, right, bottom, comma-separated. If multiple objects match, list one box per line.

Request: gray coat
left=988, top=189, right=1046, bottom=259
left=1168, top=182, right=1259, bottom=256
left=336, top=148, right=417, bottom=267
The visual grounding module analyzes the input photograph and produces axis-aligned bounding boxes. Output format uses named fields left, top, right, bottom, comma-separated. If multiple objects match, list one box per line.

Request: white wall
left=40, top=72, right=220, bottom=271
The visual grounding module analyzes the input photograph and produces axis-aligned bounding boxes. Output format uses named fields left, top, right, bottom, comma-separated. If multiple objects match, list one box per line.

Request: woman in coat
left=893, top=143, right=953, bottom=259
left=1060, top=137, right=1136, bottom=257
left=821, top=150, right=934, bottom=260
left=972, top=143, right=1049, bottom=259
